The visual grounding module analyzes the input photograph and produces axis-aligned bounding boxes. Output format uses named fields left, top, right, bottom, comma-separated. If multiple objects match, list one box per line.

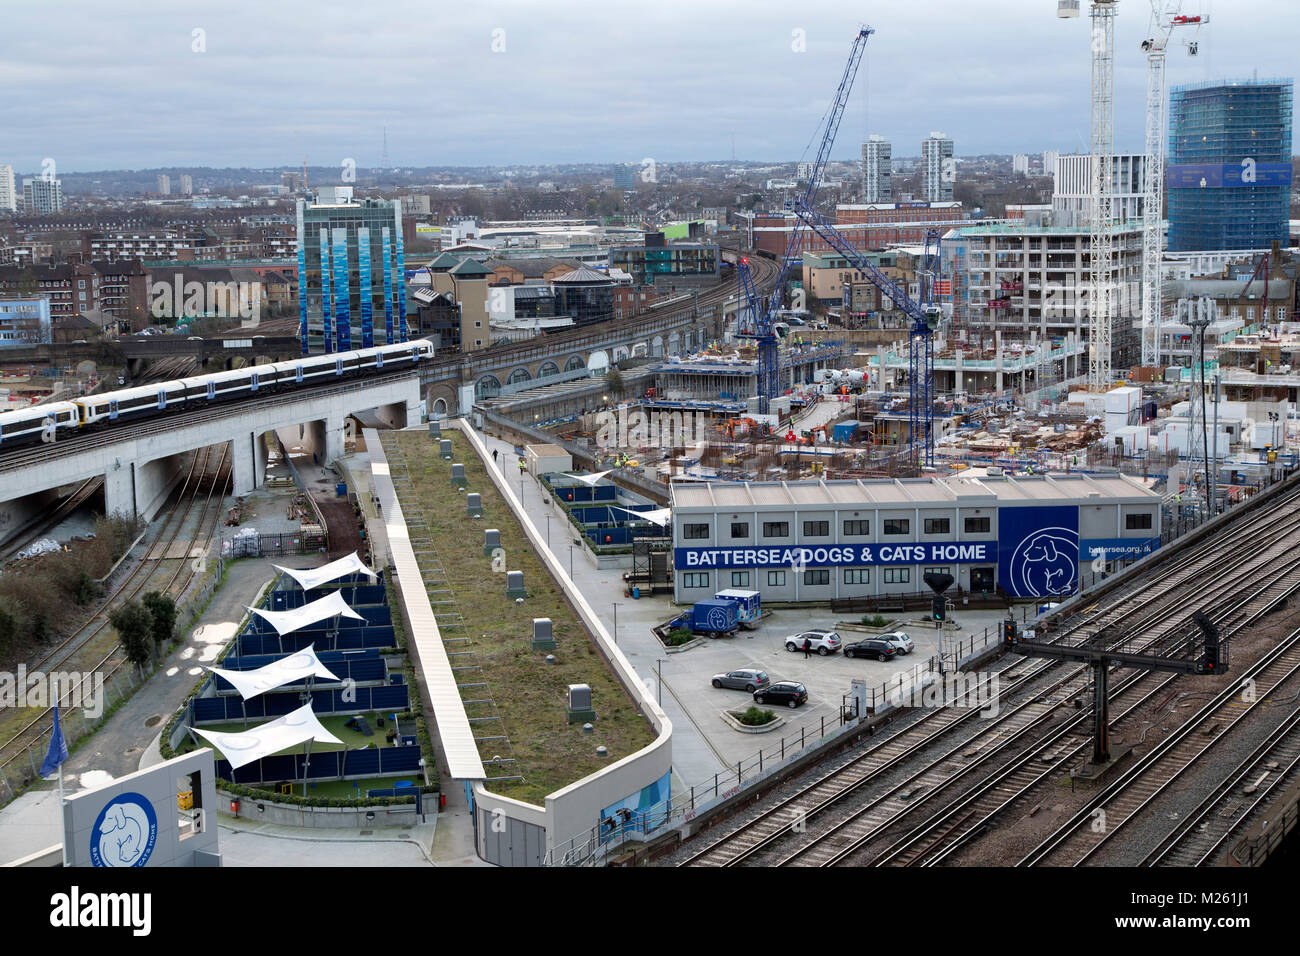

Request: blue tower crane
left=736, top=26, right=874, bottom=414
left=793, top=203, right=943, bottom=466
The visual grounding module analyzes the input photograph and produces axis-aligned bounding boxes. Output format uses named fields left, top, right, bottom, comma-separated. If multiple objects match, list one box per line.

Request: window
left=883, top=568, right=910, bottom=584
left=843, top=568, right=869, bottom=584
left=964, top=515, right=991, bottom=533
left=843, top=519, right=870, bottom=536
left=802, top=519, right=829, bottom=537
left=730, top=521, right=749, bottom=538
left=883, top=518, right=910, bottom=535
left=767, top=570, right=786, bottom=586
left=924, top=517, right=950, bottom=535
left=803, top=569, right=830, bottom=586
left=762, top=521, right=789, bottom=538
left=731, top=571, right=750, bottom=587
left=682, top=572, right=710, bottom=589
left=924, top=566, right=948, bottom=578
left=682, top=523, right=710, bottom=539
left=1125, top=513, right=1153, bottom=530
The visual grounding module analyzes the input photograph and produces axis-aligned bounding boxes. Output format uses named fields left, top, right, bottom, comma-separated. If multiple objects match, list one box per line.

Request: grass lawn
left=386, top=430, right=656, bottom=806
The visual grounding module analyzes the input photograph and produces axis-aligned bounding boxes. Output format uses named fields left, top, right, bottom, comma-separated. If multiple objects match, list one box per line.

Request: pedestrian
left=802, top=638, right=811, bottom=659
left=492, top=448, right=498, bottom=464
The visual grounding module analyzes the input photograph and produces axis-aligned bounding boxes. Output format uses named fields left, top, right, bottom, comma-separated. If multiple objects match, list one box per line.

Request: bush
left=861, top=613, right=888, bottom=627
left=737, top=706, right=776, bottom=727
left=665, top=627, right=693, bottom=646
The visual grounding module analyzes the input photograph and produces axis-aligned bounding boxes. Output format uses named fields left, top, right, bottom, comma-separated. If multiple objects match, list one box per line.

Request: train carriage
left=0, top=401, right=80, bottom=448
left=77, top=382, right=188, bottom=427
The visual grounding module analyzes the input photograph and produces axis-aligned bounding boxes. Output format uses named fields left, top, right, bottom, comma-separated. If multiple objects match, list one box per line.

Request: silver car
left=878, top=631, right=916, bottom=654
left=711, top=668, right=771, bottom=692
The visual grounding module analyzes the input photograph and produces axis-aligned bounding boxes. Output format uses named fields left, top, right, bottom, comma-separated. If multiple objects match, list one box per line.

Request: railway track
left=0, top=441, right=231, bottom=776
left=679, top=482, right=1300, bottom=868
left=1019, top=626, right=1300, bottom=867
left=1142, top=703, right=1300, bottom=867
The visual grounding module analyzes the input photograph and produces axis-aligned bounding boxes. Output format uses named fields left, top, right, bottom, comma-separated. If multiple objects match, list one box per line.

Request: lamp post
left=612, top=602, right=621, bottom=645
left=656, top=658, right=665, bottom=706
left=544, top=513, right=551, bottom=550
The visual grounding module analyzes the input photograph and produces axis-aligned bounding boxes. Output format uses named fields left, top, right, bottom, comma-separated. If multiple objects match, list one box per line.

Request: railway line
left=1019, top=626, right=1300, bottom=867
left=0, top=475, right=104, bottom=563
left=678, top=480, right=1300, bottom=868
left=0, top=440, right=231, bottom=777
left=1142, top=701, right=1300, bottom=867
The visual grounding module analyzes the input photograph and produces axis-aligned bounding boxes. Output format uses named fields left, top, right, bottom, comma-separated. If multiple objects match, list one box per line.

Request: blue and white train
left=0, top=339, right=436, bottom=449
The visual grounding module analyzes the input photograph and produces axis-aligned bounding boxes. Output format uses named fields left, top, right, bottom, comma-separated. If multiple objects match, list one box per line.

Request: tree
left=142, top=591, right=178, bottom=661
left=109, top=601, right=154, bottom=676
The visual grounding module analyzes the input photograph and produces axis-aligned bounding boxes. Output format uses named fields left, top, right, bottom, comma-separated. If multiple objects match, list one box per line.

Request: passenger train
left=0, top=339, right=435, bottom=450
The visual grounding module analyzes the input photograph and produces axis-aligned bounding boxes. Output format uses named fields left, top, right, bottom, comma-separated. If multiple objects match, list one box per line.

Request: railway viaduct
left=0, top=374, right=420, bottom=532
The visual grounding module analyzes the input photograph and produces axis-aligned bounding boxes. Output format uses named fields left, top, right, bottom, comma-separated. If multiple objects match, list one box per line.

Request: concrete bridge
left=0, top=373, right=420, bottom=538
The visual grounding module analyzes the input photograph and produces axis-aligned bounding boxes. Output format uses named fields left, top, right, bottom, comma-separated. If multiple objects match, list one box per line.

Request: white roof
left=275, top=552, right=376, bottom=591
left=206, top=644, right=340, bottom=700
left=247, top=591, right=364, bottom=636
left=191, top=702, right=343, bottom=770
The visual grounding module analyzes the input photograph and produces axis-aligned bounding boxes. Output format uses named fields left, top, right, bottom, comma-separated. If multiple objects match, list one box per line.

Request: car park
left=844, top=638, right=899, bottom=661
left=711, top=668, right=770, bottom=692
left=755, top=681, right=808, bottom=708
left=784, top=630, right=842, bottom=655
left=877, top=631, right=916, bottom=654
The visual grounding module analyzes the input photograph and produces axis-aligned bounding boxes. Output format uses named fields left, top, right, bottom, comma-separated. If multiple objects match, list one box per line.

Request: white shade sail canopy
left=191, top=703, right=343, bottom=769
left=571, top=470, right=611, bottom=486
left=205, top=644, right=341, bottom=700
left=275, top=552, right=376, bottom=591
left=614, top=506, right=672, bottom=527
left=247, top=591, right=364, bottom=636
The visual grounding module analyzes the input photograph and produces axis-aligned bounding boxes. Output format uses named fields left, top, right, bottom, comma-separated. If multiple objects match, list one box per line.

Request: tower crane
left=794, top=204, right=943, bottom=466
left=1058, top=0, right=1117, bottom=390
left=736, top=26, right=874, bottom=414
left=1139, top=4, right=1208, bottom=368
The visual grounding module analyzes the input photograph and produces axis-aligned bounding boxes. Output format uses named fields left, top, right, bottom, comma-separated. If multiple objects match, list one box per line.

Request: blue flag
left=40, top=706, right=68, bottom=779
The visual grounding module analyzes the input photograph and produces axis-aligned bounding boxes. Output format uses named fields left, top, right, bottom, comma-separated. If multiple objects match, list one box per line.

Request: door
left=970, top=566, right=995, bottom=593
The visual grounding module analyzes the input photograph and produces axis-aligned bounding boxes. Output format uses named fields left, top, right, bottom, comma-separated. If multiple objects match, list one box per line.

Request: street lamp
left=656, top=658, right=665, bottom=706
left=612, top=602, right=622, bottom=645
left=544, top=513, right=551, bottom=550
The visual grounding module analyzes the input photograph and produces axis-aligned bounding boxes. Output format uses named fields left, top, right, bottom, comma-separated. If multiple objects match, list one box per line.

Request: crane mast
left=1088, top=0, right=1117, bottom=391
left=1140, top=4, right=1208, bottom=367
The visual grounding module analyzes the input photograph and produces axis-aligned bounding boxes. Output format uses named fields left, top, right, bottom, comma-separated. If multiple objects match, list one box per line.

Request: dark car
left=755, top=681, right=808, bottom=708
left=844, top=639, right=899, bottom=662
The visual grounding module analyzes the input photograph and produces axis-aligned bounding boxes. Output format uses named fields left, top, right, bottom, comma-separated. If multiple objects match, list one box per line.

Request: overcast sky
left=2, top=0, right=1292, bottom=174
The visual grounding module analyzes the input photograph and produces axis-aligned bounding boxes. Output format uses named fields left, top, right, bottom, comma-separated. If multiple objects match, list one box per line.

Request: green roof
left=449, top=258, right=492, bottom=277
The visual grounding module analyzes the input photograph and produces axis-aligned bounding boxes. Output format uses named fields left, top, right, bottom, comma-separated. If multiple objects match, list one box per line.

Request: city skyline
left=4, top=0, right=1294, bottom=173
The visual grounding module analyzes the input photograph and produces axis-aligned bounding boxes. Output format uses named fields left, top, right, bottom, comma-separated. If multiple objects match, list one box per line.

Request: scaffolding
left=1167, top=79, right=1293, bottom=252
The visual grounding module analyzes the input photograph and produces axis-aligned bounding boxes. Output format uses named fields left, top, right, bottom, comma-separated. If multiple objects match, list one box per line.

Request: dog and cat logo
left=999, top=507, right=1079, bottom=599
left=89, top=792, right=158, bottom=867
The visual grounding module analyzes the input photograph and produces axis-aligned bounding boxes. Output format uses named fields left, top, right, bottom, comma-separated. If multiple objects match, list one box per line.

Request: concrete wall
left=0, top=486, right=60, bottom=547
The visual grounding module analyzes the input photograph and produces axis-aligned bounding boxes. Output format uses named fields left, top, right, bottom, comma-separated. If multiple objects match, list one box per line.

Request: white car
left=878, top=631, right=915, bottom=655
left=784, top=630, right=842, bottom=656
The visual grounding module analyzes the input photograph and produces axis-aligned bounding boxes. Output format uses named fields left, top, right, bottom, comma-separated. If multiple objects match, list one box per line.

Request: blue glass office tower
left=296, top=197, right=406, bottom=354
left=1167, top=79, right=1293, bottom=252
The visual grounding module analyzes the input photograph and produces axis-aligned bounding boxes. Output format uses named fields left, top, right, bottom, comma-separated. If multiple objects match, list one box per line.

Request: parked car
left=877, top=631, right=916, bottom=655
left=785, top=630, right=842, bottom=655
left=755, top=681, right=808, bottom=708
left=844, top=638, right=899, bottom=661
left=711, top=668, right=771, bottom=692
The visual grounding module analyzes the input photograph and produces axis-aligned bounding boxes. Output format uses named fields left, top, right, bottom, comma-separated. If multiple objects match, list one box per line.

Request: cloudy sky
left=2, top=0, right=1292, bottom=173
